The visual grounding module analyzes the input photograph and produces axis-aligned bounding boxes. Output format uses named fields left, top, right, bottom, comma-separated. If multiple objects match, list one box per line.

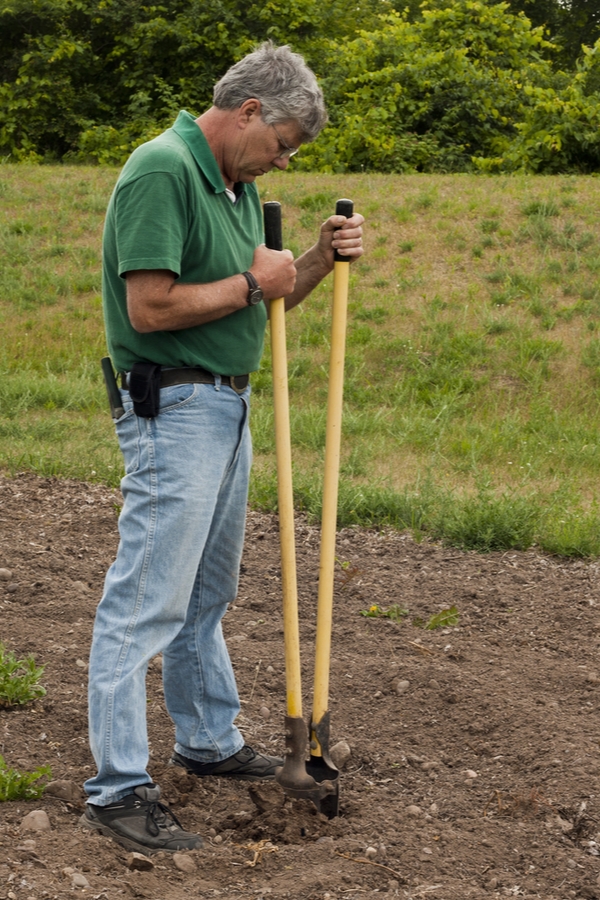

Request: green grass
left=2, top=166, right=600, bottom=555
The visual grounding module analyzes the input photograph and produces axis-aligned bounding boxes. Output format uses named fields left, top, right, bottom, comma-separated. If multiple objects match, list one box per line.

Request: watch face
left=248, top=287, right=264, bottom=306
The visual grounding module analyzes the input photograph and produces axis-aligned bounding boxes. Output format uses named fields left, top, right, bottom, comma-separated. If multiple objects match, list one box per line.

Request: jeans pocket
left=159, top=382, right=201, bottom=413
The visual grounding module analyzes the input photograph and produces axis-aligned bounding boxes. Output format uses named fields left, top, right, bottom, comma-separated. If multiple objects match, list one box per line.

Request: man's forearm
left=126, top=270, right=249, bottom=333
left=284, top=244, right=332, bottom=311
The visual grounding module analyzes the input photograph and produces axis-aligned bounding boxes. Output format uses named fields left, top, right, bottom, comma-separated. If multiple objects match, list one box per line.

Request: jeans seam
left=103, top=418, right=158, bottom=773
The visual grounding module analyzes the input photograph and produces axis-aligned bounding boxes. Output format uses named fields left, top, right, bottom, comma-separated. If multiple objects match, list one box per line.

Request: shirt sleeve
left=114, top=172, right=189, bottom=278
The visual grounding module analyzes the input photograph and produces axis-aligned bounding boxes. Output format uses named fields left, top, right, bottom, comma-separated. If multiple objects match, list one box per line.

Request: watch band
left=242, top=270, right=259, bottom=294
left=241, top=270, right=263, bottom=306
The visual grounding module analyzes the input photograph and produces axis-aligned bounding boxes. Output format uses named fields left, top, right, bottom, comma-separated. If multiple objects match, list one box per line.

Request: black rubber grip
left=334, top=198, right=353, bottom=262
left=263, top=201, right=283, bottom=251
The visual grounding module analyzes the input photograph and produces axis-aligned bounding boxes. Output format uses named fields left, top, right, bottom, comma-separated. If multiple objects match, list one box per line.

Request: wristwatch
left=241, top=270, right=264, bottom=306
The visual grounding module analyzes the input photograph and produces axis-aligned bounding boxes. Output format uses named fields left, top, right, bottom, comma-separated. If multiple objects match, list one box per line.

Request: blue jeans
left=84, top=379, right=251, bottom=805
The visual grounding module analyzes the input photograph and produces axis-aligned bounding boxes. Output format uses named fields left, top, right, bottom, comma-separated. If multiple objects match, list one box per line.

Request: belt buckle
left=224, top=374, right=247, bottom=394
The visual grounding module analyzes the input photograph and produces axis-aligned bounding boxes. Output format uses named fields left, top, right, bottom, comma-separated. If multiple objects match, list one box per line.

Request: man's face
left=228, top=113, right=302, bottom=184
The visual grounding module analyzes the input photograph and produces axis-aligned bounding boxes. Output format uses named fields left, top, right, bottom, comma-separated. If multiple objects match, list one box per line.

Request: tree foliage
left=297, top=1, right=600, bottom=174
left=0, top=0, right=599, bottom=172
left=0, top=0, right=382, bottom=162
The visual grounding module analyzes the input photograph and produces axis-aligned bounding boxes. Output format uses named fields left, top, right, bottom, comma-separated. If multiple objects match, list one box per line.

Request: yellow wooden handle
left=311, top=259, right=350, bottom=752
left=270, top=296, right=303, bottom=718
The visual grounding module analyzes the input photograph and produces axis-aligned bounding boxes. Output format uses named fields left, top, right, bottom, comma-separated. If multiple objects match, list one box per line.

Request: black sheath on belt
left=128, top=362, right=162, bottom=418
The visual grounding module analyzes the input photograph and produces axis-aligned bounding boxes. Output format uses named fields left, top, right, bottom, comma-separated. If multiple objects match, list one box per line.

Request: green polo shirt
left=102, top=110, right=266, bottom=374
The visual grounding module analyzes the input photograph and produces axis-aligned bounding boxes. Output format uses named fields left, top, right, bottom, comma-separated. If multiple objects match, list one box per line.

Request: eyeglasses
left=271, top=123, right=298, bottom=159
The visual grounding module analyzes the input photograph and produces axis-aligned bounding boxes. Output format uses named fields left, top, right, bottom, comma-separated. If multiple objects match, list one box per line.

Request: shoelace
left=144, top=800, right=184, bottom=837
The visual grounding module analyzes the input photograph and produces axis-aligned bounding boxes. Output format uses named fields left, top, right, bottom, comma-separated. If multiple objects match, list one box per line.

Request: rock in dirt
left=45, top=779, right=82, bottom=803
left=405, top=805, right=423, bottom=818
left=248, top=782, right=286, bottom=813
left=20, top=810, right=51, bottom=832
left=71, top=872, right=90, bottom=888
left=173, top=852, right=197, bottom=873
left=259, top=705, right=271, bottom=719
left=0, top=567, right=12, bottom=580
left=330, top=740, right=351, bottom=770
left=365, top=846, right=378, bottom=859
left=127, top=852, right=154, bottom=871
left=394, top=679, right=410, bottom=694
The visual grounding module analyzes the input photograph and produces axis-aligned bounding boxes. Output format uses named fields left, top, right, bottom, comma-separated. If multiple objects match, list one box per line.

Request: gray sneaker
left=80, top=783, right=202, bottom=855
left=170, top=745, right=283, bottom=781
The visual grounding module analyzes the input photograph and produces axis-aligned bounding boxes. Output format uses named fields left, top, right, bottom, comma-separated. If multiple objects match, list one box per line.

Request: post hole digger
left=264, top=199, right=354, bottom=819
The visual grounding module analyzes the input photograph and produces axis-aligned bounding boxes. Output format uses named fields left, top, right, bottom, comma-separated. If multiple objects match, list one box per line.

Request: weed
left=0, top=755, right=51, bottom=802
left=480, top=219, right=500, bottom=234
left=522, top=199, right=560, bottom=217
left=425, top=605, right=459, bottom=629
left=360, top=604, right=409, bottom=621
left=0, top=644, right=46, bottom=707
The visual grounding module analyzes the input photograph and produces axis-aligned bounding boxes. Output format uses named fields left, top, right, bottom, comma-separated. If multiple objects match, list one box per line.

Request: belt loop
left=214, top=374, right=222, bottom=391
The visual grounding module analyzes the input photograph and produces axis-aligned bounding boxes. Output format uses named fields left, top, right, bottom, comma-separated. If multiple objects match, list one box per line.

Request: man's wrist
left=241, top=271, right=264, bottom=306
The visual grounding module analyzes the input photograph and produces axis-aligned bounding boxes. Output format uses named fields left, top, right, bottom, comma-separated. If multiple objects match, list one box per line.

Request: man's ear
left=237, top=98, right=262, bottom=128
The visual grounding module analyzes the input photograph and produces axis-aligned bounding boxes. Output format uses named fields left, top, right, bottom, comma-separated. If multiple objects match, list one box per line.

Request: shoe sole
left=79, top=813, right=202, bottom=855
left=169, top=758, right=280, bottom=782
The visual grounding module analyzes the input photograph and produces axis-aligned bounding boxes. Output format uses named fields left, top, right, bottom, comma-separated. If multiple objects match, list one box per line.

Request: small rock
left=6, top=583, right=18, bottom=593
left=173, top=852, right=197, bottom=873
left=127, top=852, right=154, bottom=871
left=62, top=867, right=75, bottom=877
left=72, top=581, right=89, bottom=593
left=465, top=769, right=478, bottom=779
left=586, top=672, right=599, bottom=684
left=0, top=568, right=12, bottom=580
left=567, top=858, right=577, bottom=869
left=20, top=810, right=51, bottom=832
left=266, top=665, right=275, bottom=673
left=428, top=679, right=440, bottom=690
left=486, top=876, right=498, bottom=890
left=365, top=846, right=378, bottom=859
left=406, top=805, right=422, bottom=818
left=72, top=873, right=90, bottom=888
left=76, top=659, right=87, bottom=669
left=17, top=839, right=36, bottom=850
left=213, top=834, right=223, bottom=844
left=259, top=705, right=270, bottom=720
left=45, top=780, right=82, bottom=803
left=395, top=680, right=410, bottom=694
left=330, top=740, right=351, bottom=770
left=378, top=843, right=387, bottom=858
left=7, top=892, right=17, bottom=900
left=429, top=802, right=439, bottom=816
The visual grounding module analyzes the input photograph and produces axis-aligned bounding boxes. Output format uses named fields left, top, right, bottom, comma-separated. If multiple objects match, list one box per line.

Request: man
left=81, top=41, right=364, bottom=855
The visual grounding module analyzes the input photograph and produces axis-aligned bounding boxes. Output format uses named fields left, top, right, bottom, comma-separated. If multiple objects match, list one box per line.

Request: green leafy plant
left=0, top=644, right=46, bottom=708
left=425, top=605, right=460, bottom=630
left=0, top=755, right=51, bottom=802
left=360, top=603, right=409, bottom=621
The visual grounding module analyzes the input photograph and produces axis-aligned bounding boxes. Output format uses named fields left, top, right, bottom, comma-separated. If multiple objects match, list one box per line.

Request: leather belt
left=122, top=367, right=249, bottom=395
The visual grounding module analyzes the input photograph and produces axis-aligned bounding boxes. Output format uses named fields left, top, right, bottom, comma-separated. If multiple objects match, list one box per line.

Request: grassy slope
left=1, top=166, right=599, bottom=553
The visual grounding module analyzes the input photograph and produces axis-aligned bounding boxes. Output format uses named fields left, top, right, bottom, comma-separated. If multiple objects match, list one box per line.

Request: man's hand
left=316, top=212, right=365, bottom=270
left=249, top=245, right=297, bottom=299
left=282, top=210, right=365, bottom=311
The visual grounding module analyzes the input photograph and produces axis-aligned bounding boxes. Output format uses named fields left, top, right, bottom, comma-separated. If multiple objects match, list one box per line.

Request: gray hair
left=213, top=42, right=328, bottom=143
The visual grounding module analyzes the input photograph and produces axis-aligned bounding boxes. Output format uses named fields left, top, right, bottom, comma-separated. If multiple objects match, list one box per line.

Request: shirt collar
left=172, top=110, right=246, bottom=197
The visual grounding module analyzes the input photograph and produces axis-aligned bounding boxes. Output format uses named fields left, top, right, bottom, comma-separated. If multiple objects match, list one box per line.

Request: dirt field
left=1, top=472, right=600, bottom=900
